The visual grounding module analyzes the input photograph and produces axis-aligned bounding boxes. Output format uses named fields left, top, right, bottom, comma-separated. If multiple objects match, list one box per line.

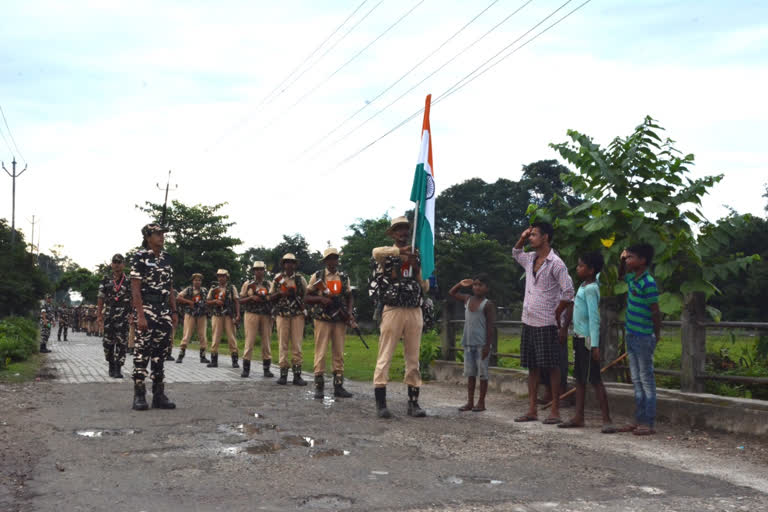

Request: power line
left=258, top=0, right=426, bottom=133
left=0, top=123, right=13, bottom=156
left=329, top=0, right=593, bottom=173
left=0, top=105, right=25, bottom=163
left=206, top=0, right=381, bottom=152
left=309, top=0, right=537, bottom=159
left=297, top=0, right=503, bottom=159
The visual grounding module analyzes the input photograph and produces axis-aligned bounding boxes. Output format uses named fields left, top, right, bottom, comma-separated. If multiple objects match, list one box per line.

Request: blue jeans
left=626, top=333, right=657, bottom=427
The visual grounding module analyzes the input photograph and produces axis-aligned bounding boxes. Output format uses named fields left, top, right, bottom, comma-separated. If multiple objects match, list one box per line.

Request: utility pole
left=156, top=170, right=178, bottom=227
left=28, top=215, right=38, bottom=261
left=2, top=157, right=27, bottom=245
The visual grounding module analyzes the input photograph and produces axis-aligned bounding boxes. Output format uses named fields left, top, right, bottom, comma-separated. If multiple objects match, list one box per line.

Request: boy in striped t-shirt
left=619, top=243, right=661, bottom=436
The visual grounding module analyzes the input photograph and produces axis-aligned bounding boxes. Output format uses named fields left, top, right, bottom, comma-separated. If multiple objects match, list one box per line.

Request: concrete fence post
left=489, top=327, right=499, bottom=367
left=681, top=292, right=706, bottom=393
left=440, top=300, right=456, bottom=361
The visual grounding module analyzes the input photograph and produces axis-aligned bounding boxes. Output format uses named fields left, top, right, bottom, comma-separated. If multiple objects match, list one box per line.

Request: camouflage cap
left=111, top=253, right=124, bottom=263
left=322, top=248, right=340, bottom=260
left=141, top=223, right=166, bottom=237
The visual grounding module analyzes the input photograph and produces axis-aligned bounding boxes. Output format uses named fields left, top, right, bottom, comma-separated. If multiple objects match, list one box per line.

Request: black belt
left=142, top=294, right=168, bottom=306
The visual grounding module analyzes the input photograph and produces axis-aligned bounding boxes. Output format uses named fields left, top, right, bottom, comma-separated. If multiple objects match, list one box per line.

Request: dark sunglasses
left=112, top=259, right=124, bottom=264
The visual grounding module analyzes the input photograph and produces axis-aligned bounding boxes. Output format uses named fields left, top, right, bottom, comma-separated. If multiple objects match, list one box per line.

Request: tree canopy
left=0, top=219, right=51, bottom=316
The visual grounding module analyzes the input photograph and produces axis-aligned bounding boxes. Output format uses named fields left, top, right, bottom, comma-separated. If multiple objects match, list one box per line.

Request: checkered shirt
left=513, top=247, right=575, bottom=327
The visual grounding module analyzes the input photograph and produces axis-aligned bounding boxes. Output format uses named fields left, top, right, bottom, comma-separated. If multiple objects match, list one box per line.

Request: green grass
left=0, top=354, right=42, bottom=383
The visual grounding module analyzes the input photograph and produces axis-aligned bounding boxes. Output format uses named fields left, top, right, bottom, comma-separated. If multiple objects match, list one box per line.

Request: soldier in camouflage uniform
left=39, top=296, right=53, bottom=353
left=57, top=306, right=70, bottom=341
left=370, top=216, right=430, bottom=419
left=175, top=273, right=210, bottom=364
left=97, top=253, right=132, bottom=378
left=206, top=269, right=241, bottom=368
left=268, top=253, right=308, bottom=386
left=239, top=261, right=274, bottom=378
left=130, top=223, right=178, bottom=411
left=306, top=248, right=354, bottom=399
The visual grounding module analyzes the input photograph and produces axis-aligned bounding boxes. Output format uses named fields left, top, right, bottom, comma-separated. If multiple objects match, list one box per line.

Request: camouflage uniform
left=57, top=307, right=70, bottom=341
left=176, top=284, right=209, bottom=363
left=269, top=270, right=308, bottom=384
left=39, top=301, right=53, bottom=353
left=98, top=272, right=132, bottom=371
left=130, top=243, right=175, bottom=408
left=240, top=277, right=273, bottom=376
left=207, top=282, right=240, bottom=368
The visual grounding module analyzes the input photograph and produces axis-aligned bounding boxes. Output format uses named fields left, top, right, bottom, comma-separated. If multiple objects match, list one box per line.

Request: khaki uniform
left=269, top=273, right=308, bottom=368
left=178, top=286, right=208, bottom=350
left=207, top=284, right=239, bottom=354
left=372, top=245, right=429, bottom=388
left=307, top=271, right=351, bottom=375
left=240, top=280, right=273, bottom=361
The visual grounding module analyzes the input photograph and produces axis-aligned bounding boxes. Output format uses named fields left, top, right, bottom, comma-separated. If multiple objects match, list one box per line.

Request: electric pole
left=156, top=170, right=178, bottom=227
left=2, top=157, right=27, bottom=245
left=28, top=215, right=38, bottom=261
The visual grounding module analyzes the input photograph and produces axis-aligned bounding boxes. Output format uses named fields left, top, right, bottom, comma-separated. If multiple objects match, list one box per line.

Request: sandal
left=458, top=404, right=473, bottom=412
left=514, top=414, right=538, bottom=422
left=471, top=405, right=486, bottom=412
left=617, top=424, right=638, bottom=433
left=542, top=417, right=563, bottom=425
left=557, top=419, right=584, bottom=429
left=601, top=424, right=618, bottom=434
left=633, top=426, right=656, bottom=436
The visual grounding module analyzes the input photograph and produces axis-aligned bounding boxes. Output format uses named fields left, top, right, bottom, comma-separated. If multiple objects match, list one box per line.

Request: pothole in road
left=440, top=475, right=504, bottom=486
left=283, top=435, right=324, bottom=448
left=297, top=494, right=353, bottom=509
left=75, top=428, right=141, bottom=438
left=310, top=448, right=350, bottom=458
left=217, top=422, right=280, bottom=437
left=245, top=441, right=284, bottom=455
left=304, top=391, right=336, bottom=408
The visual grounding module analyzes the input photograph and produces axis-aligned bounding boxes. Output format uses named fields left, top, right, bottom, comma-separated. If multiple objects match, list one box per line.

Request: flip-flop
left=514, top=414, right=538, bottom=422
left=542, top=417, right=563, bottom=425
left=458, top=404, right=473, bottom=412
left=557, top=420, right=584, bottom=429
left=617, top=424, right=638, bottom=433
left=601, top=424, right=618, bottom=434
left=471, top=406, right=486, bottom=412
left=633, top=426, right=656, bottom=436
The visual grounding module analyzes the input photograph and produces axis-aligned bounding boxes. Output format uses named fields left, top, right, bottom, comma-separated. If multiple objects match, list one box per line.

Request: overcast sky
left=2, top=0, right=766, bottom=270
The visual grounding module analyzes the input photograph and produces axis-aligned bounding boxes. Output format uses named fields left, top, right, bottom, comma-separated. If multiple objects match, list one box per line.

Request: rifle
left=315, top=281, right=369, bottom=350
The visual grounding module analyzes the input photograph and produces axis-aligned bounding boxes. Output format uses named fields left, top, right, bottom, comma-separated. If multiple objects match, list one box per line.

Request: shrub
left=0, top=316, right=39, bottom=368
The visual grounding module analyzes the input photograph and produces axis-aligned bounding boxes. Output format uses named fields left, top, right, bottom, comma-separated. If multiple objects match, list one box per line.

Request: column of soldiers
left=39, top=216, right=432, bottom=417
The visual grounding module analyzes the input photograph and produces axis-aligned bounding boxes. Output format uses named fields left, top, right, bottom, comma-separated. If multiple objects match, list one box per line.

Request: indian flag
left=409, top=94, right=435, bottom=279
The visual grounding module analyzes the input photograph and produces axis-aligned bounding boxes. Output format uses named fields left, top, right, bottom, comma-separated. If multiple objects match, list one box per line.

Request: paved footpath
left=2, top=327, right=767, bottom=511
left=47, top=330, right=244, bottom=383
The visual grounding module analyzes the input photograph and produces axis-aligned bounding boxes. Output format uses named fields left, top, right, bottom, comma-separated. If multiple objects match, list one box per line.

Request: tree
left=532, top=116, right=759, bottom=316
left=0, top=218, right=51, bottom=317
left=435, top=233, right=522, bottom=306
left=137, top=200, right=243, bottom=289
left=238, top=246, right=275, bottom=280
left=270, top=234, right=323, bottom=277
left=57, top=266, right=101, bottom=304
left=520, top=159, right=580, bottom=208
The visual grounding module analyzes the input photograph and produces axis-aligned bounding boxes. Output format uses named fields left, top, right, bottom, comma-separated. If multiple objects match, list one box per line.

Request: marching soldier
left=57, top=306, right=70, bottom=341
left=239, top=261, right=274, bottom=378
left=130, top=223, right=178, bottom=411
left=206, top=269, right=241, bottom=368
left=39, top=295, right=53, bottom=353
left=97, top=253, right=132, bottom=378
left=268, top=253, right=308, bottom=386
left=305, top=248, right=354, bottom=399
left=370, top=216, right=429, bottom=419
left=175, top=273, right=210, bottom=364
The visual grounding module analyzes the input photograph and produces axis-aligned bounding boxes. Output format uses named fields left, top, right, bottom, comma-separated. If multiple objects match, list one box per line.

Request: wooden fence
left=440, top=292, right=768, bottom=392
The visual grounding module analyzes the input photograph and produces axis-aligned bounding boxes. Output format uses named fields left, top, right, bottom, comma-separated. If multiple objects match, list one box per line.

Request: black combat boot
left=241, top=359, right=251, bottom=378
left=263, top=359, right=274, bottom=378
left=276, top=367, right=289, bottom=385
left=231, top=353, right=239, bottom=369
left=374, top=387, right=392, bottom=419
left=39, top=343, right=51, bottom=353
left=207, top=353, right=218, bottom=368
left=151, top=381, right=176, bottom=409
left=108, top=361, right=115, bottom=378
left=333, top=373, right=353, bottom=398
left=176, top=347, right=185, bottom=363
left=199, top=349, right=210, bottom=363
left=314, top=374, right=324, bottom=399
left=407, top=385, right=427, bottom=417
left=113, top=363, right=124, bottom=379
left=132, top=381, right=149, bottom=411
left=165, top=349, right=175, bottom=361
left=292, top=365, right=307, bottom=386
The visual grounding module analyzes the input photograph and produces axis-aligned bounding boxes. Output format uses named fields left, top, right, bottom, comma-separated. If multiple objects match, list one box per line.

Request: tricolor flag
left=409, top=94, right=435, bottom=279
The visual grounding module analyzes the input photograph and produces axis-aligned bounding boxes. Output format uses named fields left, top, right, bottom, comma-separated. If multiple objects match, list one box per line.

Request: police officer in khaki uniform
left=239, top=261, right=274, bottom=378
left=268, top=253, right=308, bottom=386
left=371, top=216, right=429, bottom=419
left=207, top=269, right=241, bottom=368
left=306, top=248, right=354, bottom=399
left=176, top=273, right=210, bottom=364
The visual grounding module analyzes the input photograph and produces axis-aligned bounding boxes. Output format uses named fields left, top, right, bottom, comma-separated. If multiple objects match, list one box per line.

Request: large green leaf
left=658, top=292, right=683, bottom=315
left=583, top=215, right=615, bottom=232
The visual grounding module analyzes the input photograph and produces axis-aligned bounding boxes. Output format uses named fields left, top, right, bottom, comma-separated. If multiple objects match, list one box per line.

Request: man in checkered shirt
left=512, top=222, right=574, bottom=425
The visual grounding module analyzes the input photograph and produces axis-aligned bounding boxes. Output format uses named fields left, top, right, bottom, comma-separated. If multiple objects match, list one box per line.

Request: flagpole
left=411, top=200, right=419, bottom=250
